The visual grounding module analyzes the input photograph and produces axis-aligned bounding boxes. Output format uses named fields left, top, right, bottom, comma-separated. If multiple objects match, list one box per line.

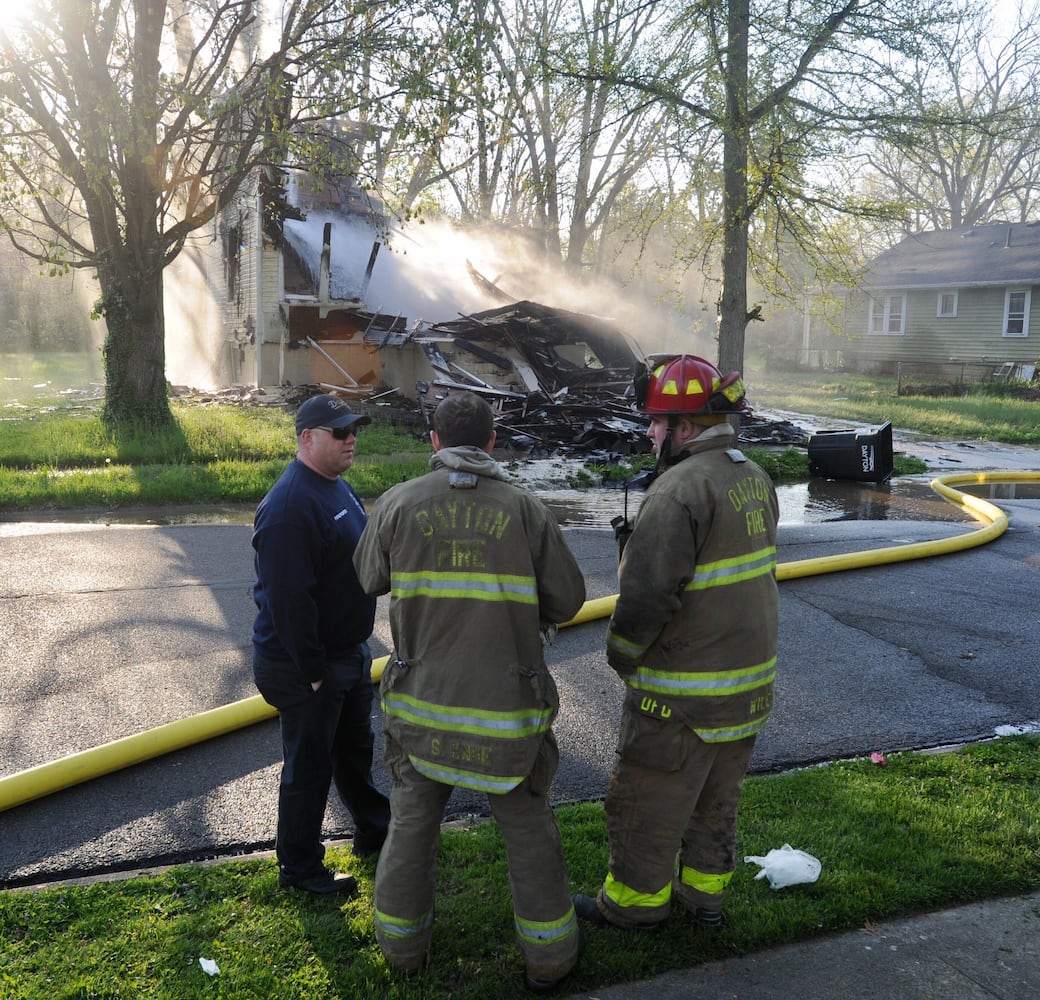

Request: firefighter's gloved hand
left=610, top=514, right=634, bottom=560
left=606, top=647, right=637, bottom=677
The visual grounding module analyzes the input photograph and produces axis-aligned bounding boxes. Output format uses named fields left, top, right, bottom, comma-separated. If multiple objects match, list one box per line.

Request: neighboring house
left=839, top=221, right=1040, bottom=377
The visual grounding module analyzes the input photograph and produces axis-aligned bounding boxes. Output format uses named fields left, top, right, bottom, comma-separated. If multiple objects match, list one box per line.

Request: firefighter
left=574, top=354, right=780, bottom=932
left=353, top=390, right=586, bottom=994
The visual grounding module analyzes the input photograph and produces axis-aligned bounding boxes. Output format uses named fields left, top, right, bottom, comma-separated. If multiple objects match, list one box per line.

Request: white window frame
left=868, top=294, right=905, bottom=335
left=936, top=291, right=958, bottom=318
left=1003, top=289, right=1030, bottom=338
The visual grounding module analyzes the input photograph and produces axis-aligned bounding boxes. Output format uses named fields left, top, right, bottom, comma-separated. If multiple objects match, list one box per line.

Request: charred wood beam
left=451, top=337, right=512, bottom=370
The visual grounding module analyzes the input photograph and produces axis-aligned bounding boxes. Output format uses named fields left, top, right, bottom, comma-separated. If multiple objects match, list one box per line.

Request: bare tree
left=863, top=3, right=1040, bottom=231
left=0, top=0, right=411, bottom=427
left=374, top=0, right=688, bottom=272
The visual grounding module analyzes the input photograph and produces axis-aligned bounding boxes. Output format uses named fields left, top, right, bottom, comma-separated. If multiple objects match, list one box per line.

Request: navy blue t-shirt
left=251, top=459, right=376, bottom=683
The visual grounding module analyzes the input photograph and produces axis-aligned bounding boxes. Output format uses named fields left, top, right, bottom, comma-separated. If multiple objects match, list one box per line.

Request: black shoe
left=572, top=892, right=661, bottom=932
left=572, top=892, right=609, bottom=927
left=278, top=867, right=358, bottom=897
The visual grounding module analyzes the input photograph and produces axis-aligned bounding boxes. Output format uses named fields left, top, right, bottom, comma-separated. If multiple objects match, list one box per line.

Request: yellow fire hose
left=1, top=470, right=1036, bottom=813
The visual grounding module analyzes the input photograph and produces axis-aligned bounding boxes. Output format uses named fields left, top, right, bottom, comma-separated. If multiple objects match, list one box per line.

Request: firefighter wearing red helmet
left=574, top=353, right=779, bottom=933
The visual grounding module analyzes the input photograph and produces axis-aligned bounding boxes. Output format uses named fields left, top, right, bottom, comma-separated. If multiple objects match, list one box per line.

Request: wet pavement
left=3, top=481, right=1040, bottom=887
left=7, top=428, right=1037, bottom=536
left=2, top=417, right=1040, bottom=890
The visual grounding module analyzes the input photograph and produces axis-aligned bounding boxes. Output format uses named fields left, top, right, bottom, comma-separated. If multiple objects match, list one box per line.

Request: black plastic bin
left=807, top=421, right=893, bottom=482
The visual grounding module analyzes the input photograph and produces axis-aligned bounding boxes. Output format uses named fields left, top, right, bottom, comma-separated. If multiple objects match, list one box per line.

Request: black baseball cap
left=294, top=394, right=372, bottom=435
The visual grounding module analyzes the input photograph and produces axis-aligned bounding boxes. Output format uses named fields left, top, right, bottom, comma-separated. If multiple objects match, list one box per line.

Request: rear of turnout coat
left=353, top=445, right=586, bottom=792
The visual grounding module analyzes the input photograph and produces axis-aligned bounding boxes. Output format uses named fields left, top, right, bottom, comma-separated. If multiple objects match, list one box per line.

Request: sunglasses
left=314, top=424, right=358, bottom=440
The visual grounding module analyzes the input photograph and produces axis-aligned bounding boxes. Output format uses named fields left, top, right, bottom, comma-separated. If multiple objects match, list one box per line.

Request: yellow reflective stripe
left=391, top=570, right=538, bottom=604
left=696, top=717, right=769, bottom=742
left=684, top=546, right=776, bottom=591
left=630, top=657, right=776, bottom=697
left=409, top=754, right=523, bottom=793
left=374, top=906, right=434, bottom=941
left=384, top=692, right=553, bottom=739
left=606, top=630, right=647, bottom=659
left=676, top=862, right=733, bottom=897
left=515, top=906, right=578, bottom=946
left=603, top=871, right=672, bottom=909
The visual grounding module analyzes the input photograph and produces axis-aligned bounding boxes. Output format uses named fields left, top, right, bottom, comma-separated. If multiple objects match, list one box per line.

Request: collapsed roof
left=370, top=300, right=652, bottom=456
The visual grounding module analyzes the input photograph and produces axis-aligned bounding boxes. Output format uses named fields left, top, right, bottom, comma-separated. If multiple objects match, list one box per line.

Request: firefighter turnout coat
left=352, top=444, right=586, bottom=978
left=596, top=423, right=780, bottom=928
left=606, top=424, right=779, bottom=740
left=354, top=445, right=585, bottom=789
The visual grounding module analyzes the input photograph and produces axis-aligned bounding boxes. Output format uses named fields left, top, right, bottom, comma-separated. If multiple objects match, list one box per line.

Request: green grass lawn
left=747, top=368, right=1040, bottom=443
left=0, top=369, right=947, bottom=511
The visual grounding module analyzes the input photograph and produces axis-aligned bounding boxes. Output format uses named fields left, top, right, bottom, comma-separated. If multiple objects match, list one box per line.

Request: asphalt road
left=2, top=477, right=1039, bottom=888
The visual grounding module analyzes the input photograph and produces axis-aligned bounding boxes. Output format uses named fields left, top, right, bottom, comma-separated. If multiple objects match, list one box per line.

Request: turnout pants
left=598, top=703, right=756, bottom=929
left=374, top=733, right=580, bottom=981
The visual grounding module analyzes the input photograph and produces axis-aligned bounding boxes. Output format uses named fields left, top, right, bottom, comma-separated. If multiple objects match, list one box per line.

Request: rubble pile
left=377, top=301, right=652, bottom=457
left=170, top=298, right=810, bottom=459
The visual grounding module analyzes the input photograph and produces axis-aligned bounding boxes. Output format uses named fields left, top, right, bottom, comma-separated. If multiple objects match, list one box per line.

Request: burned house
left=372, top=300, right=649, bottom=454
left=183, top=140, right=651, bottom=454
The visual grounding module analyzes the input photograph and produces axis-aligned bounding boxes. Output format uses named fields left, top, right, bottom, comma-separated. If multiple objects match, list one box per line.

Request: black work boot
left=572, top=892, right=610, bottom=927
left=572, top=893, right=661, bottom=932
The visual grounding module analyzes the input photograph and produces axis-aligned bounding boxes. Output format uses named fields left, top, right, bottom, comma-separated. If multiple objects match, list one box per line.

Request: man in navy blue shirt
left=252, top=394, right=391, bottom=895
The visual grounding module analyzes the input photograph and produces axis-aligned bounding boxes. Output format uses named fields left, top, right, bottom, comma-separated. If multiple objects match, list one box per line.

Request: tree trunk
left=98, top=247, right=173, bottom=428
left=717, top=0, right=750, bottom=377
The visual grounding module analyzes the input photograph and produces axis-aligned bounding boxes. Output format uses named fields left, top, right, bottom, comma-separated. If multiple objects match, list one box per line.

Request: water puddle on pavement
left=0, top=463, right=1007, bottom=535
left=535, top=476, right=974, bottom=528
left=503, top=458, right=975, bottom=528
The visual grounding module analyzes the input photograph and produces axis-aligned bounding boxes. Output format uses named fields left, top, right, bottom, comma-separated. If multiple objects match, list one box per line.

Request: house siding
left=844, top=284, right=1040, bottom=371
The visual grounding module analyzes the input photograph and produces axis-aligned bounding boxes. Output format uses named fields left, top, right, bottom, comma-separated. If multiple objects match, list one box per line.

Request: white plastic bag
left=743, top=843, right=821, bottom=889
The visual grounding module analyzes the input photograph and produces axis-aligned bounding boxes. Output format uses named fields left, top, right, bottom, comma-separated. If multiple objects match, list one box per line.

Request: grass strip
left=2, top=737, right=1037, bottom=999
left=747, top=369, right=1040, bottom=443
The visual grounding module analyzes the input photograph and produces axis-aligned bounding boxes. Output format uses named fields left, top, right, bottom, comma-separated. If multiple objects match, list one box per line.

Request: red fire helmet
left=633, top=354, right=747, bottom=416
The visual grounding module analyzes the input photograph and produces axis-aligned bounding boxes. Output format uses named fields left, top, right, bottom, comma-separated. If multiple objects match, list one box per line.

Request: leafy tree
left=0, top=0, right=411, bottom=427
left=550, top=0, right=962, bottom=375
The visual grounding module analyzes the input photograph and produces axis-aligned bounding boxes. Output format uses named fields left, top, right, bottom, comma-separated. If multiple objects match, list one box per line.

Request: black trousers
left=253, top=645, right=390, bottom=877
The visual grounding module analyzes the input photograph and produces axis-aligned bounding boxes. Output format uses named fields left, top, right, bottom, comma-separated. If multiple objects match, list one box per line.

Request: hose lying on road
left=0, top=470, right=1034, bottom=813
